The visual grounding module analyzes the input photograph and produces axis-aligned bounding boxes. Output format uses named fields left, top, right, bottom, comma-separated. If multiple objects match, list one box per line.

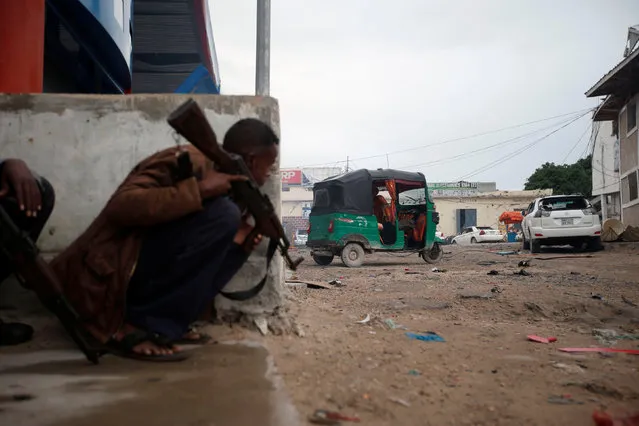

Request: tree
left=524, top=155, right=592, bottom=197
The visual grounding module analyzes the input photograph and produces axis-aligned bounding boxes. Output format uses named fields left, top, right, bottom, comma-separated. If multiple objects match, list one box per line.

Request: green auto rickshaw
left=307, top=168, right=444, bottom=267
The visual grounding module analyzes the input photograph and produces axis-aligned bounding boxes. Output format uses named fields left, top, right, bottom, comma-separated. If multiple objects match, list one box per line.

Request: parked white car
left=521, top=195, right=602, bottom=253
left=294, top=229, right=308, bottom=246
left=452, top=226, right=504, bottom=244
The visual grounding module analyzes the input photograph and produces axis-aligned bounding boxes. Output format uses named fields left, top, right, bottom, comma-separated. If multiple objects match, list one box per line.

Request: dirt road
left=269, top=243, right=639, bottom=426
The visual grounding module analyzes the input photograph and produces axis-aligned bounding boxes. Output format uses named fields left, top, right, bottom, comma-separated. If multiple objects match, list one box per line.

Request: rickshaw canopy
left=311, top=169, right=426, bottom=216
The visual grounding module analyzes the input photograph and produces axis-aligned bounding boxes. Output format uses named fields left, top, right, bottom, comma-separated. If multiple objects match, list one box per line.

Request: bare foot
left=114, top=324, right=182, bottom=356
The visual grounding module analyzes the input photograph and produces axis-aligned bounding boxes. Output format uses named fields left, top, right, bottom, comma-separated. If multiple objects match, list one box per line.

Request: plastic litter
left=558, top=347, right=639, bottom=355
left=388, top=396, right=411, bottom=407
left=431, top=268, right=447, bottom=273
left=593, top=410, right=639, bottom=426
left=309, top=409, right=361, bottom=425
left=547, top=394, right=583, bottom=405
left=408, top=369, right=421, bottom=376
left=356, top=314, right=371, bottom=324
left=405, top=331, right=445, bottom=342
left=528, top=335, right=557, bottom=344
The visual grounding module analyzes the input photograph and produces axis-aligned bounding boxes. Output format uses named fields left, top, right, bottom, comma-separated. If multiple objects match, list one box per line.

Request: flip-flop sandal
left=174, top=329, right=213, bottom=345
left=107, top=330, right=189, bottom=362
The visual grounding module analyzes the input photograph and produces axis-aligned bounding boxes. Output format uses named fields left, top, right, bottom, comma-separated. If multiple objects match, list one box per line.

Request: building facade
left=590, top=121, right=621, bottom=221
left=433, top=189, right=553, bottom=237
left=586, top=25, right=639, bottom=226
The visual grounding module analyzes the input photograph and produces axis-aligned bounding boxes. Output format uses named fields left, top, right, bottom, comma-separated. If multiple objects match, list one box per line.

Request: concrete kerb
left=0, top=93, right=292, bottom=332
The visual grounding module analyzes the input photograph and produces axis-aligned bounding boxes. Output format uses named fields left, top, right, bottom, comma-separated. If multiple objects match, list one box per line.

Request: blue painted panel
left=174, top=64, right=221, bottom=95
left=47, top=0, right=132, bottom=91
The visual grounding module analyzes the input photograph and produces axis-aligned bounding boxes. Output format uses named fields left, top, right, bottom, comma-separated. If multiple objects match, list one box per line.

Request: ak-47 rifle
left=167, top=99, right=303, bottom=300
left=0, top=202, right=103, bottom=364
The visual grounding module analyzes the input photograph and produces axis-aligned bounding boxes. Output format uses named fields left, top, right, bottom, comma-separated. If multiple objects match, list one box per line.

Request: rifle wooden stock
left=167, top=99, right=303, bottom=271
left=0, top=204, right=103, bottom=364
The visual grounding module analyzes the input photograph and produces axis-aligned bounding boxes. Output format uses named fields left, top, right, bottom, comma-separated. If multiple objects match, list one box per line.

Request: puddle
left=0, top=342, right=300, bottom=426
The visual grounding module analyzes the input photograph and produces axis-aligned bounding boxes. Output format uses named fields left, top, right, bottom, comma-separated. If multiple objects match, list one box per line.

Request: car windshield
left=399, top=188, right=426, bottom=205
left=540, top=197, right=589, bottom=211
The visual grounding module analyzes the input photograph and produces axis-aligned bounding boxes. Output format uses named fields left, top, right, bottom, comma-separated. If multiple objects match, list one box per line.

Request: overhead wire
left=454, top=111, right=590, bottom=181
left=288, top=107, right=595, bottom=168
left=394, top=113, right=586, bottom=171
left=562, top=122, right=592, bottom=163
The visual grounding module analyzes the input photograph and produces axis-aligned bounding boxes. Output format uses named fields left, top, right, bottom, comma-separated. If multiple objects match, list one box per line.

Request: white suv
left=522, top=195, right=602, bottom=253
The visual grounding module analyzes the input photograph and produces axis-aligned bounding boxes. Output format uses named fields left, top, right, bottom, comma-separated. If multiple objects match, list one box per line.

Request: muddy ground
left=1, top=243, right=638, bottom=426
left=269, top=243, right=639, bottom=426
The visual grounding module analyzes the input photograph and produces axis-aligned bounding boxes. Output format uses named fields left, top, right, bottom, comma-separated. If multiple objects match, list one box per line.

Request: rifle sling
left=219, top=237, right=278, bottom=301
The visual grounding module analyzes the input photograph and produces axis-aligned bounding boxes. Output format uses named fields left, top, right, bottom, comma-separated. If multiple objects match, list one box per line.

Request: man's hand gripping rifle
left=167, top=99, right=303, bottom=272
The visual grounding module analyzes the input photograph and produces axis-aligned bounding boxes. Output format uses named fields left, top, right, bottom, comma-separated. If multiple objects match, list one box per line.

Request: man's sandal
left=107, top=330, right=189, bottom=362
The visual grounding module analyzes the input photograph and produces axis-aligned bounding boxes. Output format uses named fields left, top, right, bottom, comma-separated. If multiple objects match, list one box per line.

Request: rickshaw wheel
left=341, top=243, right=365, bottom=267
left=422, top=243, right=443, bottom=264
left=312, top=254, right=334, bottom=266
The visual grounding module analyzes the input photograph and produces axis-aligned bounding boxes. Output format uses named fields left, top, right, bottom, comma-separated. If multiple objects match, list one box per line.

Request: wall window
left=628, top=101, right=637, bottom=134
left=622, top=171, right=639, bottom=204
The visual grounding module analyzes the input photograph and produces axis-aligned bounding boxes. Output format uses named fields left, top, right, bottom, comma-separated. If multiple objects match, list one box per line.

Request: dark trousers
left=0, top=177, right=56, bottom=284
left=126, top=196, right=249, bottom=340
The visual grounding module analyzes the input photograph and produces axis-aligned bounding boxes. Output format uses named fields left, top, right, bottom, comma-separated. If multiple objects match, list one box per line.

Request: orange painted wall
left=0, top=1, right=46, bottom=93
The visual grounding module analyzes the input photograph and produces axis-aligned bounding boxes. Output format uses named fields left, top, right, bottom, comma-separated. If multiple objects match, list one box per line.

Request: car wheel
left=522, top=232, right=530, bottom=250
left=312, top=255, right=334, bottom=266
left=586, top=237, right=603, bottom=252
left=470, top=237, right=478, bottom=244
left=530, top=236, right=541, bottom=254
left=340, top=243, right=365, bottom=267
left=422, top=243, right=443, bottom=264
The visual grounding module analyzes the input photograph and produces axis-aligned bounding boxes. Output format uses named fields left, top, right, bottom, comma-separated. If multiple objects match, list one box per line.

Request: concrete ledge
left=0, top=94, right=285, bottom=321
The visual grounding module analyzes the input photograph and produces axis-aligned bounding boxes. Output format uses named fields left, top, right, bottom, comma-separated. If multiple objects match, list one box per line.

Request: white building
left=590, top=121, right=621, bottom=221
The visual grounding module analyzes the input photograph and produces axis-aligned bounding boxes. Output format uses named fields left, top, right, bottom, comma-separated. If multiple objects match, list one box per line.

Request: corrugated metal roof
left=585, top=46, right=639, bottom=98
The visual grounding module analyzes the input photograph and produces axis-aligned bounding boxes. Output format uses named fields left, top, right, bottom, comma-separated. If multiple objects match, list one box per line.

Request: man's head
left=223, top=118, right=279, bottom=186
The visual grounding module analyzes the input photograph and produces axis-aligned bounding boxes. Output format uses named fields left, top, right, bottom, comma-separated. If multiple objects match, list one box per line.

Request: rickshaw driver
left=372, top=186, right=388, bottom=232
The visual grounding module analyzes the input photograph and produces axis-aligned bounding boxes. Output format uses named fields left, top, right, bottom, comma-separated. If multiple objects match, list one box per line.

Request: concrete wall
left=591, top=121, right=620, bottom=196
left=619, top=94, right=639, bottom=226
left=0, top=93, right=284, bottom=318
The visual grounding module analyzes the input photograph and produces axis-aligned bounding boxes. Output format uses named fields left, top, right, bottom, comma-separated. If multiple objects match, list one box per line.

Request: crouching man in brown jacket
left=51, top=119, right=279, bottom=362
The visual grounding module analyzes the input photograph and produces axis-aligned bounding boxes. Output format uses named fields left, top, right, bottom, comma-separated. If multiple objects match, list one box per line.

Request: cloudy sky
left=209, top=0, right=639, bottom=189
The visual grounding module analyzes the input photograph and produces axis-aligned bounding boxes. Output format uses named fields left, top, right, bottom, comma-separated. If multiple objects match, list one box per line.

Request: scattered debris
left=431, top=267, right=447, bottom=273
left=514, top=269, right=531, bottom=276
left=497, top=251, right=518, bottom=256
left=593, top=328, right=619, bottom=346
left=356, top=314, right=371, bottom=324
left=408, top=369, right=421, bottom=376
left=254, top=317, right=269, bottom=336
left=328, top=279, right=344, bottom=287
left=382, top=318, right=407, bottom=330
left=528, top=335, right=557, bottom=344
left=286, top=280, right=333, bottom=289
left=622, top=295, right=638, bottom=307
left=405, top=331, right=445, bottom=342
left=490, top=286, right=503, bottom=294
left=459, top=291, right=494, bottom=300
left=551, top=362, right=585, bottom=374
left=487, top=270, right=500, bottom=276
left=388, top=396, right=411, bottom=407
left=518, top=260, right=531, bottom=267
left=593, top=410, right=639, bottom=426
left=559, top=347, right=639, bottom=355
left=547, top=394, right=583, bottom=405
left=591, top=293, right=604, bottom=301
left=564, top=381, right=624, bottom=399
left=309, top=409, right=361, bottom=425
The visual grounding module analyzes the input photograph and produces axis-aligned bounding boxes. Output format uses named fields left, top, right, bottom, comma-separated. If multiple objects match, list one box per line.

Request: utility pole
left=386, top=154, right=390, bottom=168
left=255, top=0, right=271, bottom=96
left=346, top=156, right=350, bottom=172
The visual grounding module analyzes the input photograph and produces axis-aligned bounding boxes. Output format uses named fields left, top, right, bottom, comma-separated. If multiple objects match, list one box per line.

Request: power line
left=562, top=122, right=592, bottom=163
left=395, top=114, right=584, bottom=170
left=287, top=107, right=595, bottom=168
left=454, top=112, right=590, bottom=181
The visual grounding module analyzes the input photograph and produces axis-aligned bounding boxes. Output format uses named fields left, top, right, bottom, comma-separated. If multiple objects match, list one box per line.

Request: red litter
left=527, top=335, right=557, bottom=344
